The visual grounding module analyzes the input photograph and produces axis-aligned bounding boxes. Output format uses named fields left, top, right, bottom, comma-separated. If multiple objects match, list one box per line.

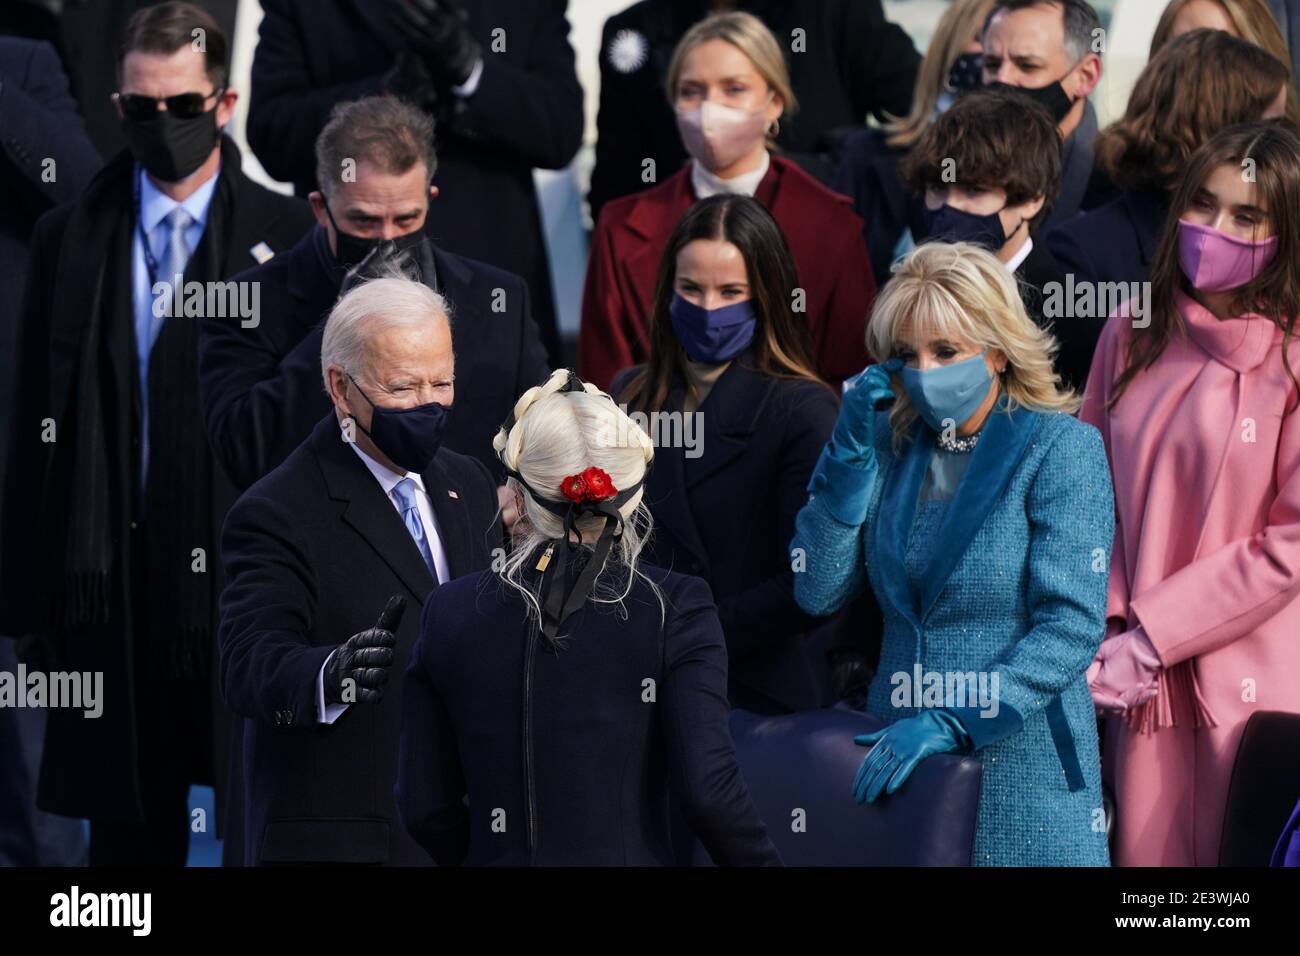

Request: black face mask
left=323, top=200, right=427, bottom=273
left=986, top=78, right=1076, bottom=124
left=348, top=374, right=449, bottom=473
left=946, top=52, right=984, bottom=93
left=919, top=203, right=1010, bottom=251
left=122, top=105, right=220, bottom=182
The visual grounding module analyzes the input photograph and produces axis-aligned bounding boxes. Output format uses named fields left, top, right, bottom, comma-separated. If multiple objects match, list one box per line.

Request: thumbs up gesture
left=324, top=595, right=406, bottom=705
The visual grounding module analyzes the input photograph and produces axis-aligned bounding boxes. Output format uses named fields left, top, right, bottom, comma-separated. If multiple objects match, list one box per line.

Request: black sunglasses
left=117, top=88, right=224, bottom=120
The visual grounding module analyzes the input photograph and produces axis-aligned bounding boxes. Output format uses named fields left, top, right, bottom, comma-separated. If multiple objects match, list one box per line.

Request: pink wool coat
left=1080, top=290, right=1300, bottom=866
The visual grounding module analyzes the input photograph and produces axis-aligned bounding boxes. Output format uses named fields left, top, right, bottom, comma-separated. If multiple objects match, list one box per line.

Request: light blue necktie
left=392, top=477, right=438, bottom=582
left=149, top=206, right=194, bottom=349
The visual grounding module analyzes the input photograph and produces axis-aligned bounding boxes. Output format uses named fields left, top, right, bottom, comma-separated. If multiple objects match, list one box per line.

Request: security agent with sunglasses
left=218, top=270, right=501, bottom=866
left=396, top=369, right=780, bottom=866
left=0, top=2, right=312, bottom=867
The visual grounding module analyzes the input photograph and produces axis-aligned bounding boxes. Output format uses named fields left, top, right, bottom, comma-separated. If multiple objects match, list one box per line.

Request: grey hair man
left=217, top=271, right=502, bottom=866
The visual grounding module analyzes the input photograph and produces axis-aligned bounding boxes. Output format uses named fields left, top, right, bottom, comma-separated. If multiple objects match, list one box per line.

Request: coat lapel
left=312, top=416, right=437, bottom=600
left=420, top=453, right=481, bottom=581
left=685, top=358, right=771, bottom=487
left=648, top=439, right=711, bottom=571
left=872, top=422, right=931, bottom=631
left=919, top=401, right=1040, bottom=618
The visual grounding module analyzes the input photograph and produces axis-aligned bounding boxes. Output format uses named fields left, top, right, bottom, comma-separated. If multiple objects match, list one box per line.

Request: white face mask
left=674, top=95, right=774, bottom=172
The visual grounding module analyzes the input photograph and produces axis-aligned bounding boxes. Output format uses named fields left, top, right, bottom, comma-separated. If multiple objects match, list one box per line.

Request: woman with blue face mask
left=613, top=194, right=839, bottom=717
left=791, top=241, right=1114, bottom=866
left=1079, top=122, right=1300, bottom=867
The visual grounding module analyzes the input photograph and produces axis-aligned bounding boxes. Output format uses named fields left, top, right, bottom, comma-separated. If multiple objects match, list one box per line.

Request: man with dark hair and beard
left=0, top=1, right=312, bottom=866
left=198, top=94, right=549, bottom=491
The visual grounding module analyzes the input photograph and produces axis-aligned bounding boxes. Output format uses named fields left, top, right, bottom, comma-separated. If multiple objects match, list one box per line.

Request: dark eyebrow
left=1233, top=203, right=1268, bottom=217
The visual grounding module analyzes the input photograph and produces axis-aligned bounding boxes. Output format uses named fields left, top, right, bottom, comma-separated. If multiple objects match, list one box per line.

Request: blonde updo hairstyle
left=867, top=242, right=1077, bottom=448
left=492, top=369, right=659, bottom=626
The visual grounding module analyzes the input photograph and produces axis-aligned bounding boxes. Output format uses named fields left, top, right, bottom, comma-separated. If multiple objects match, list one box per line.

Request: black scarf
left=51, top=139, right=241, bottom=679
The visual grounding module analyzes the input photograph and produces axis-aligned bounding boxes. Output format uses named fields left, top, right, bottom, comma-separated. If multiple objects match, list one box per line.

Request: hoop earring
left=768, top=119, right=780, bottom=138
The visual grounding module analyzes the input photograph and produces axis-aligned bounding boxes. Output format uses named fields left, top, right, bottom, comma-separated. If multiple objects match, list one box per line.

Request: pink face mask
left=674, top=96, right=773, bottom=172
left=1177, top=218, right=1279, bottom=292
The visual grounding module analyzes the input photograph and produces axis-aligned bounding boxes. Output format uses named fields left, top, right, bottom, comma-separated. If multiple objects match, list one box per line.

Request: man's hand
left=324, top=595, right=405, bottom=705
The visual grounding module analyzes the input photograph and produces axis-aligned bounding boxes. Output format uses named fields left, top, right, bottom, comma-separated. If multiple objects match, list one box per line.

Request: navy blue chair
left=695, top=707, right=983, bottom=866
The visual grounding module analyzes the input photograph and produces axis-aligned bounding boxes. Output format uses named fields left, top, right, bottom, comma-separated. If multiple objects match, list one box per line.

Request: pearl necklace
left=937, top=430, right=981, bottom=454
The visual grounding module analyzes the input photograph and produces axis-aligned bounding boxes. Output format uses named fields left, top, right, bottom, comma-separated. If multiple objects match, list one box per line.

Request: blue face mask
left=919, top=203, right=1008, bottom=251
left=669, top=293, right=757, bottom=364
left=898, top=351, right=994, bottom=433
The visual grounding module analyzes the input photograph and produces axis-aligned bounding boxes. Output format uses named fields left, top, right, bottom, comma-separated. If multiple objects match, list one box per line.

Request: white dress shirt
left=1003, top=235, right=1034, bottom=274
left=690, top=150, right=771, bottom=199
left=316, top=439, right=450, bottom=723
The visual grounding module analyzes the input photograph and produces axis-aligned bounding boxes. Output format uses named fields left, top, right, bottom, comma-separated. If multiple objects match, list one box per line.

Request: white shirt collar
left=1003, top=236, right=1034, bottom=274
left=690, top=151, right=771, bottom=199
left=138, top=163, right=220, bottom=235
left=347, top=436, right=428, bottom=499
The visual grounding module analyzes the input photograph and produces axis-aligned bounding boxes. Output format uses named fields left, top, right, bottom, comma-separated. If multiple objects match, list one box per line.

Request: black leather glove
left=324, top=596, right=405, bottom=705
left=393, top=0, right=481, bottom=92
left=829, top=650, right=873, bottom=708
left=383, top=51, right=439, bottom=112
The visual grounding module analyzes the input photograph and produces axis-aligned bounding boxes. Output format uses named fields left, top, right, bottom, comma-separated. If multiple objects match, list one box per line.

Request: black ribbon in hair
left=501, top=371, right=646, bottom=647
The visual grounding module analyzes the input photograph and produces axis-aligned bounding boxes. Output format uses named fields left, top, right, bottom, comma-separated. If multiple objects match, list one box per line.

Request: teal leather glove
left=807, top=358, right=901, bottom=525
left=852, top=709, right=971, bottom=804
left=831, top=359, right=901, bottom=463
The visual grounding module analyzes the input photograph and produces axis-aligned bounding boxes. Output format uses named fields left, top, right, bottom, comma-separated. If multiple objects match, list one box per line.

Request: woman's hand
left=851, top=709, right=969, bottom=804
left=831, top=358, right=902, bottom=466
left=1087, top=626, right=1161, bottom=712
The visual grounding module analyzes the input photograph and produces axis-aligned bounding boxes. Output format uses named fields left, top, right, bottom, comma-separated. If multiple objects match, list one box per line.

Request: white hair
left=319, top=270, right=451, bottom=389
left=493, top=369, right=662, bottom=628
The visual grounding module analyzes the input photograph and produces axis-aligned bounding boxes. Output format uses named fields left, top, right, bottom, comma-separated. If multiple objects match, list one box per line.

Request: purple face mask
left=1177, top=218, right=1278, bottom=292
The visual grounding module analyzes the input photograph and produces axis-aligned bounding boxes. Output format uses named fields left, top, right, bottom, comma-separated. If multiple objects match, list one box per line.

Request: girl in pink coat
left=1080, top=122, right=1300, bottom=866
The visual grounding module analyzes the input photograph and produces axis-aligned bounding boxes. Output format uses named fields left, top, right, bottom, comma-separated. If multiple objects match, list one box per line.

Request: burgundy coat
left=579, top=155, right=876, bottom=390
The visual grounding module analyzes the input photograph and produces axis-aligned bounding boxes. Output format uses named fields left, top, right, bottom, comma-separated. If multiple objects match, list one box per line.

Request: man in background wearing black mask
left=0, top=2, right=312, bottom=866
left=981, top=0, right=1113, bottom=230
left=199, top=94, right=549, bottom=493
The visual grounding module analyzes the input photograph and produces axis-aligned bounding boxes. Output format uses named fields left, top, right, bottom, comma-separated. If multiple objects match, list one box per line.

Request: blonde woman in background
left=833, top=0, right=998, bottom=286
left=395, top=369, right=782, bottom=867
left=791, top=242, right=1114, bottom=865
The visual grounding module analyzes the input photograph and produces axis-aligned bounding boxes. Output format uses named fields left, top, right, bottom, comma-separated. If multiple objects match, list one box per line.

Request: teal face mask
left=898, top=350, right=993, bottom=433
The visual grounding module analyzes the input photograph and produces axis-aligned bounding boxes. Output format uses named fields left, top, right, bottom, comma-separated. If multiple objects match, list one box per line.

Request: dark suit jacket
left=1045, top=188, right=1169, bottom=291
left=612, top=357, right=838, bottom=713
left=199, top=226, right=549, bottom=490
left=0, top=139, right=312, bottom=825
left=833, top=127, right=927, bottom=287
left=588, top=0, right=920, bottom=219
left=245, top=0, right=584, bottom=362
left=1015, top=238, right=1104, bottom=393
left=396, top=550, right=781, bottom=866
left=218, top=413, right=502, bottom=865
left=581, top=156, right=876, bottom=391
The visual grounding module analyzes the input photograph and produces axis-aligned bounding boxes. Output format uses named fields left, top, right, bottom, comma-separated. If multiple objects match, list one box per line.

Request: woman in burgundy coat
left=579, top=10, right=876, bottom=391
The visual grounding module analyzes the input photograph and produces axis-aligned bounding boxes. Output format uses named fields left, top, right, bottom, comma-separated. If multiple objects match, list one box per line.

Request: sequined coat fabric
left=792, top=404, right=1114, bottom=865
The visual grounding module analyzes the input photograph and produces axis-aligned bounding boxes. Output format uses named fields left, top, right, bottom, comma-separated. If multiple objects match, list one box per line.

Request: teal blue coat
left=792, top=402, right=1113, bottom=866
